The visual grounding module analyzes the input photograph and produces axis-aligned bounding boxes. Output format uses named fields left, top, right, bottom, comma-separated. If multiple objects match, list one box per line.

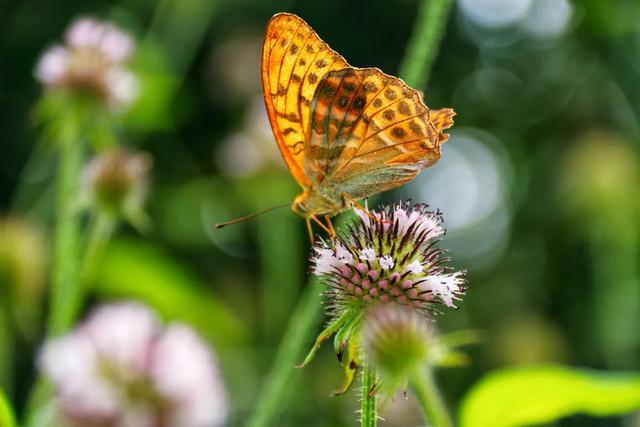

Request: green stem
left=360, top=362, right=377, bottom=427
left=246, top=277, right=324, bottom=427
left=55, top=211, right=118, bottom=326
left=398, top=0, right=454, bottom=88
left=0, top=303, right=14, bottom=397
left=0, top=387, right=17, bottom=427
left=22, top=211, right=118, bottom=427
left=411, top=367, right=453, bottom=427
left=81, top=213, right=117, bottom=291
left=47, top=121, right=84, bottom=336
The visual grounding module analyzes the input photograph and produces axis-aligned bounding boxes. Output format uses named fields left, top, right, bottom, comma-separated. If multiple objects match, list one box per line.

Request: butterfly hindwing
left=306, top=67, right=454, bottom=199
left=262, top=13, right=349, bottom=187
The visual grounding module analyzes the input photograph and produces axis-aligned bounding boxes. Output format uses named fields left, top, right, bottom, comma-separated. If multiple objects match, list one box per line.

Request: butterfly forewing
left=306, top=67, right=453, bottom=198
left=262, top=13, right=349, bottom=187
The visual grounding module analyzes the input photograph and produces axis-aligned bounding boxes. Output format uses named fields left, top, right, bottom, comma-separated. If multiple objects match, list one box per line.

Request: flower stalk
left=246, top=276, right=325, bottom=427
left=360, top=362, right=377, bottom=427
left=411, top=367, right=453, bottom=427
left=80, top=211, right=117, bottom=289
left=48, top=118, right=84, bottom=335
left=399, top=0, right=454, bottom=89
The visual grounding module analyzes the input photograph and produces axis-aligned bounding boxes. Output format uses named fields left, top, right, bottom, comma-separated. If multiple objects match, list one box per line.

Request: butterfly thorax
left=292, top=184, right=346, bottom=218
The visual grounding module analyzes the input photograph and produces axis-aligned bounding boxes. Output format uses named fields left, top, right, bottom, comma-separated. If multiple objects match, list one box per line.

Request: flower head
left=311, top=202, right=466, bottom=314
left=35, top=17, right=138, bottom=109
left=83, top=148, right=151, bottom=220
left=301, top=202, right=467, bottom=395
left=39, top=302, right=227, bottom=427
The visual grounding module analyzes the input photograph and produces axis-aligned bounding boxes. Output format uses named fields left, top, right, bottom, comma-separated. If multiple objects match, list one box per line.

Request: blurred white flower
left=458, top=0, right=532, bottom=29
left=39, top=302, right=227, bottom=427
left=458, top=0, right=573, bottom=42
left=35, top=16, right=139, bottom=109
left=520, top=0, right=572, bottom=39
left=216, top=96, right=286, bottom=177
left=406, top=131, right=512, bottom=267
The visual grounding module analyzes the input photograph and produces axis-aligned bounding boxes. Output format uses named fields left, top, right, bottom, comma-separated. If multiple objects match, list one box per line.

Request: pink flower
left=35, top=17, right=139, bottom=109
left=310, top=202, right=466, bottom=315
left=39, top=302, right=227, bottom=427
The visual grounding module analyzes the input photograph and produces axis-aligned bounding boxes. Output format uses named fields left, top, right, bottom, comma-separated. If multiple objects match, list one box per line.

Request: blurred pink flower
left=35, top=17, right=139, bottom=109
left=39, top=302, right=227, bottom=427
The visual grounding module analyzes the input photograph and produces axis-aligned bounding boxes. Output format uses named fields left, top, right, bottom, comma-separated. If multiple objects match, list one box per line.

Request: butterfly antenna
left=214, top=202, right=291, bottom=229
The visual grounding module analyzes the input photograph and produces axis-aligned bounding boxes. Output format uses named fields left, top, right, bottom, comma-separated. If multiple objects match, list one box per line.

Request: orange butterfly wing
left=305, top=67, right=455, bottom=198
left=261, top=13, right=349, bottom=187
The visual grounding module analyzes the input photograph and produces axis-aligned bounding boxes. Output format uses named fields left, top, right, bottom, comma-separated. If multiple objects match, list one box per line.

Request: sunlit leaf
left=459, top=364, right=640, bottom=427
left=94, top=237, right=249, bottom=345
left=0, top=390, right=16, bottom=427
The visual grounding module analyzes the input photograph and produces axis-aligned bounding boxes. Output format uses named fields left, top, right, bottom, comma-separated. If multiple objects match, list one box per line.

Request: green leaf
left=0, top=390, right=16, bottom=427
left=459, top=364, right=640, bottom=427
left=94, top=237, right=249, bottom=345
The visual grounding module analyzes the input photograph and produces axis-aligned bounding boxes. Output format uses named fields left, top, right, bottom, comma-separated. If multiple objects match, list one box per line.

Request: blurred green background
left=2, top=0, right=640, bottom=425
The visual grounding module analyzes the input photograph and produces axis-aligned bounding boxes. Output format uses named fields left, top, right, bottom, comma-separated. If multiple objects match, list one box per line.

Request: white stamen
left=359, top=247, right=376, bottom=262
left=335, top=242, right=354, bottom=264
left=402, top=260, right=423, bottom=275
left=420, top=273, right=465, bottom=308
left=379, top=255, right=395, bottom=270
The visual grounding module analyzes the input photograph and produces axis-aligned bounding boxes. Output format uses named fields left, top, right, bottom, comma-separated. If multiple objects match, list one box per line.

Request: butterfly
left=261, top=13, right=454, bottom=240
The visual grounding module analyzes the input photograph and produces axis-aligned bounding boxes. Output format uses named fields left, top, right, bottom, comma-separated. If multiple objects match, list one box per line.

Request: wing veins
left=266, top=18, right=295, bottom=78
left=298, top=47, right=330, bottom=136
left=357, top=82, right=399, bottom=151
left=329, top=111, right=428, bottom=178
left=351, top=137, right=428, bottom=160
left=283, top=28, right=315, bottom=125
left=275, top=20, right=304, bottom=110
left=363, top=111, right=427, bottom=144
left=333, top=78, right=365, bottom=148
left=324, top=79, right=398, bottom=179
left=322, top=70, right=350, bottom=176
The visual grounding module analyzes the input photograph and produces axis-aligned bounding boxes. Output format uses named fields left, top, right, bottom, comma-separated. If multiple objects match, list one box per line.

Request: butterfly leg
left=305, top=217, right=315, bottom=244
left=341, top=192, right=378, bottom=222
left=324, top=215, right=336, bottom=237
left=309, top=214, right=334, bottom=236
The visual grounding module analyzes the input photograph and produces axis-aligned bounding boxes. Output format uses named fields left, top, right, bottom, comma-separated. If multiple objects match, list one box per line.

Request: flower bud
left=362, top=304, right=431, bottom=385
left=83, top=148, right=151, bottom=218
